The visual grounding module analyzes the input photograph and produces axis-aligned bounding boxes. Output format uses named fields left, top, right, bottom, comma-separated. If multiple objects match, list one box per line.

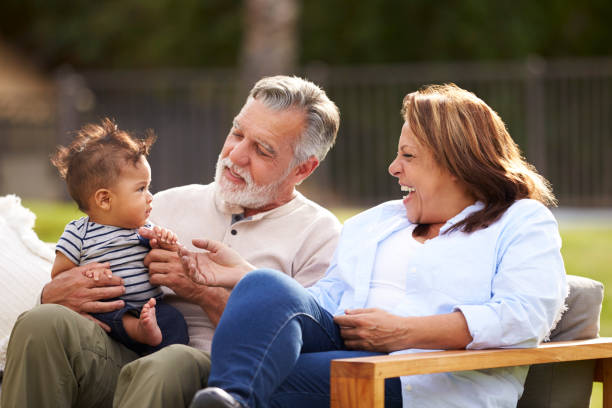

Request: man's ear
left=93, top=188, right=112, bottom=211
left=292, top=156, right=319, bottom=185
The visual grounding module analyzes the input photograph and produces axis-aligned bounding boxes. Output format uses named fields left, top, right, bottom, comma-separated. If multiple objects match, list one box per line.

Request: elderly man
left=1, top=75, right=341, bottom=408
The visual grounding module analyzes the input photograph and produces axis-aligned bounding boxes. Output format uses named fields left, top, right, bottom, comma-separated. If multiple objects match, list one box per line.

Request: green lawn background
left=23, top=200, right=612, bottom=407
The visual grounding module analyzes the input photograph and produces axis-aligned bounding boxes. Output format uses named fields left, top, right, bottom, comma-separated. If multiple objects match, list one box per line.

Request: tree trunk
left=240, top=0, right=300, bottom=88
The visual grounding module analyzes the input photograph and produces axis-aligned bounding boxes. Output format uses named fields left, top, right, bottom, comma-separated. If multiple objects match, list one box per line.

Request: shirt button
left=410, top=267, right=416, bottom=273
left=231, top=229, right=237, bottom=235
left=405, top=384, right=412, bottom=391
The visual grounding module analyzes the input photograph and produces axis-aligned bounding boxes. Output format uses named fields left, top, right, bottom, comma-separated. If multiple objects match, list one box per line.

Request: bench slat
left=331, top=337, right=612, bottom=408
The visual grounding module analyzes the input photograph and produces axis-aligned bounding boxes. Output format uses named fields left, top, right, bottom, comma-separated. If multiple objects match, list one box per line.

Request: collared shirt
left=308, top=199, right=567, bottom=408
left=150, top=182, right=342, bottom=352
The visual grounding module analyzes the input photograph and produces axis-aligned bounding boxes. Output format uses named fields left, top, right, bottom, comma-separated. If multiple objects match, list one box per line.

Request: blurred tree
left=300, top=0, right=612, bottom=64
left=0, top=0, right=610, bottom=70
left=240, top=0, right=300, bottom=85
left=0, top=0, right=242, bottom=69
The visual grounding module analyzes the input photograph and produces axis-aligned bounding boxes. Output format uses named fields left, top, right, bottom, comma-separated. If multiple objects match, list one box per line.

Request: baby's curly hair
left=51, top=118, right=156, bottom=211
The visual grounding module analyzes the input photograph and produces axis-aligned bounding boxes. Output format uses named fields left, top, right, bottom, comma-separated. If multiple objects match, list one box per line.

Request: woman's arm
left=456, top=203, right=567, bottom=349
left=334, top=309, right=472, bottom=353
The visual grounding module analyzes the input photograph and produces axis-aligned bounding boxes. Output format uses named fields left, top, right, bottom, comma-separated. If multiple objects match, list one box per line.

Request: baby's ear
left=93, top=188, right=112, bottom=210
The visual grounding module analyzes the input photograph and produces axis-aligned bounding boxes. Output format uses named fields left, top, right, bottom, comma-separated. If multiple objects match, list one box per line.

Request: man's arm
left=192, top=286, right=230, bottom=327
left=41, top=262, right=125, bottom=331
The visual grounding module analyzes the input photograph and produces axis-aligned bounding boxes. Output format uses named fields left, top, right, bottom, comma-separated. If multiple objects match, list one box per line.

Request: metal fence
left=2, top=57, right=611, bottom=207
left=308, top=58, right=612, bottom=207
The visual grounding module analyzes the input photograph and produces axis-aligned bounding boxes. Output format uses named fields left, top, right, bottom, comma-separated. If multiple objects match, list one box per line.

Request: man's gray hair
left=249, top=75, right=340, bottom=166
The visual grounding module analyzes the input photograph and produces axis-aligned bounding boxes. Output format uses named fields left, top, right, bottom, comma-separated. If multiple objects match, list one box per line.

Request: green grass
left=22, top=201, right=612, bottom=407
left=560, top=228, right=612, bottom=337
left=559, top=227, right=612, bottom=408
left=22, top=200, right=85, bottom=243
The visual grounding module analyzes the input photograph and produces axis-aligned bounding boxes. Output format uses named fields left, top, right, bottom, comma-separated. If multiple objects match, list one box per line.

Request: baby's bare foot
left=137, top=298, right=162, bottom=346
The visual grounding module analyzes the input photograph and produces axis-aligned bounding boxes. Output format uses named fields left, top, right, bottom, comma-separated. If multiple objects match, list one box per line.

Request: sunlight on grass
left=591, top=382, right=602, bottom=408
left=330, top=207, right=362, bottom=223
left=566, top=228, right=612, bottom=408
left=560, top=228, right=612, bottom=337
left=22, top=199, right=84, bottom=243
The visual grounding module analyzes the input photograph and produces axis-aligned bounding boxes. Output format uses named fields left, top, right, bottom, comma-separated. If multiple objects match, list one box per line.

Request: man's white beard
left=214, top=156, right=291, bottom=209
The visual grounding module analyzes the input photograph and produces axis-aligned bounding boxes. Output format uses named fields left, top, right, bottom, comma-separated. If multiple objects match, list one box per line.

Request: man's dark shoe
left=189, top=387, right=244, bottom=408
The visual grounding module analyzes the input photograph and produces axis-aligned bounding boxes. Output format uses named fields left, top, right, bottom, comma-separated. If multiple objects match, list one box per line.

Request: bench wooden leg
left=330, top=362, right=385, bottom=408
left=604, top=358, right=612, bottom=408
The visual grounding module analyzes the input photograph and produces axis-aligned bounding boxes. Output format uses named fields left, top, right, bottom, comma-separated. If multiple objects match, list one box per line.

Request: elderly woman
left=184, top=84, right=567, bottom=408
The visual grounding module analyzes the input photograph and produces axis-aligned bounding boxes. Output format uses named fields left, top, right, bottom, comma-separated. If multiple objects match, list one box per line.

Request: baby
left=50, top=118, right=188, bottom=355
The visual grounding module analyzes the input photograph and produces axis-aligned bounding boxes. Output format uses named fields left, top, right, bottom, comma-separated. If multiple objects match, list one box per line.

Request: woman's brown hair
left=402, top=84, right=556, bottom=234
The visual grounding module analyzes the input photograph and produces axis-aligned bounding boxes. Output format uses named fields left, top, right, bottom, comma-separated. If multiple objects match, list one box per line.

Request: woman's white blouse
left=364, top=224, right=418, bottom=311
left=307, top=199, right=567, bottom=408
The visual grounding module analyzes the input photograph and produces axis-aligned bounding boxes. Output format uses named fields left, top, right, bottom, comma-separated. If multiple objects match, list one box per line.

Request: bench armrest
left=330, top=337, right=612, bottom=408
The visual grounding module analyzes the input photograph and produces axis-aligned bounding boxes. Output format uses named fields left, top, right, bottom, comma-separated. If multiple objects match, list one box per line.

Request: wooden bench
left=331, top=337, right=612, bottom=407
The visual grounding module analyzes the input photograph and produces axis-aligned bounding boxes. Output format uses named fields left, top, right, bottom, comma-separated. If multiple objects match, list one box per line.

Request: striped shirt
left=56, top=216, right=162, bottom=308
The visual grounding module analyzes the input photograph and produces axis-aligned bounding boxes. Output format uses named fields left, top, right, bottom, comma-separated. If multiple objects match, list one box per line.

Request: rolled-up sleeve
left=456, top=204, right=567, bottom=349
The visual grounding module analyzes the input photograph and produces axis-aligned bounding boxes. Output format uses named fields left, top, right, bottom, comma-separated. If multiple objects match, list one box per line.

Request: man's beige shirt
left=149, top=183, right=342, bottom=352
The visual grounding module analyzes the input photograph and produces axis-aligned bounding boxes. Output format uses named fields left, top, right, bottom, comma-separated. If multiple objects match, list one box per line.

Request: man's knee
left=121, top=344, right=211, bottom=382
left=115, top=345, right=211, bottom=407
left=11, top=304, right=81, bottom=345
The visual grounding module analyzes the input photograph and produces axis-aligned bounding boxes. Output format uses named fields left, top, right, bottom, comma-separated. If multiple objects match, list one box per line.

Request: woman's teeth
left=401, top=186, right=416, bottom=198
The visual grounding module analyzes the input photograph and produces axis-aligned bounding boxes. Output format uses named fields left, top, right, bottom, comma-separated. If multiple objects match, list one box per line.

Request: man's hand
left=81, top=265, right=113, bottom=281
left=178, top=239, right=255, bottom=288
left=42, top=263, right=125, bottom=332
left=144, top=248, right=209, bottom=304
left=145, top=246, right=231, bottom=325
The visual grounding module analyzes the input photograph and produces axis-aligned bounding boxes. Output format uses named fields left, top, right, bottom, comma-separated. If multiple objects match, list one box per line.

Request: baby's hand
left=82, top=265, right=113, bottom=281
left=151, top=226, right=180, bottom=251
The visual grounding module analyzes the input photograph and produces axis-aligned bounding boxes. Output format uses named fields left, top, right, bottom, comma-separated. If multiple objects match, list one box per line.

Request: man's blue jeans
left=208, top=269, right=402, bottom=408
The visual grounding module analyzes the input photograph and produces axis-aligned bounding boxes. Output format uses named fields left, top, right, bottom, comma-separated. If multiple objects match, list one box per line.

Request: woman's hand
left=334, top=309, right=473, bottom=353
left=334, top=308, right=410, bottom=353
left=178, top=239, right=255, bottom=288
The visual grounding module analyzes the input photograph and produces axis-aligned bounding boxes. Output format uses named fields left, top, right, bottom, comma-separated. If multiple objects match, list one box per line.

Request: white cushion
left=0, top=195, right=53, bottom=371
